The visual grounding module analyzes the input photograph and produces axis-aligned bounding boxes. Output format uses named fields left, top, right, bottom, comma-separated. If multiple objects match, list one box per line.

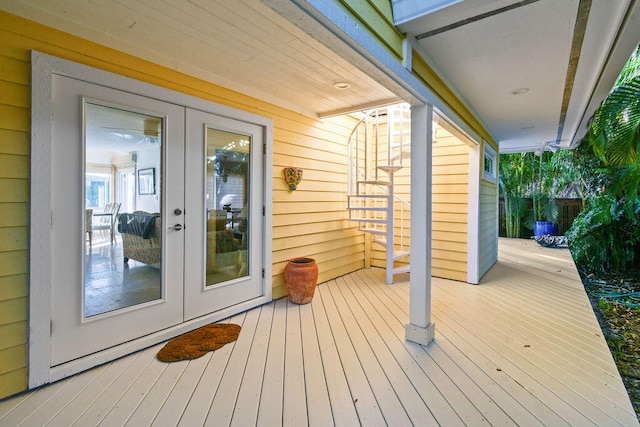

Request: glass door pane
left=84, top=103, right=163, bottom=317
left=205, top=129, right=250, bottom=286
left=184, top=109, right=264, bottom=320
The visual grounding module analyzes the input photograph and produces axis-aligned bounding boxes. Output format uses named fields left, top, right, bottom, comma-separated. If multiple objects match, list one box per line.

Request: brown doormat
left=157, top=323, right=241, bottom=362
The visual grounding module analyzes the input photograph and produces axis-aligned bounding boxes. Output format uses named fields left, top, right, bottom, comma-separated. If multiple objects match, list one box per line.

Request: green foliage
left=499, top=152, right=534, bottom=237
left=531, top=151, right=558, bottom=223
left=500, top=150, right=575, bottom=236
left=567, top=195, right=640, bottom=274
left=587, top=75, right=640, bottom=167
left=568, top=44, right=640, bottom=276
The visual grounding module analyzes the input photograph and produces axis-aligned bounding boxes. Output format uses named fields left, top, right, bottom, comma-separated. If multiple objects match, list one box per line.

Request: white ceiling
left=2, top=0, right=639, bottom=153
left=397, top=0, right=640, bottom=153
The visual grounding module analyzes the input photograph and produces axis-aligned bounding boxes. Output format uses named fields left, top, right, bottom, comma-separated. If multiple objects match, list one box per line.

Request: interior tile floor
left=84, top=234, right=160, bottom=317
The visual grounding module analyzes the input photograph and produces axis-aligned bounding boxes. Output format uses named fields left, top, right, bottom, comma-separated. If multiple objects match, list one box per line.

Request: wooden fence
left=499, top=198, right=583, bottom=237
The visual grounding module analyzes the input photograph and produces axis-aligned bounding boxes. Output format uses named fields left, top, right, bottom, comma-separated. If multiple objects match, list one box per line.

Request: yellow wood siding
left=0, top=11, right=365, bottom=398
left=432, top=133, right=469, bottom=281
left=0, top=24, right=30, bottom=397
left=271, top=114, right=364, bottom=298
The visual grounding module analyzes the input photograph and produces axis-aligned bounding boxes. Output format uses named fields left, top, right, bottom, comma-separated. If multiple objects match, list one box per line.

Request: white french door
left=184, top=109, right=265, bottom=320
left=47, top=75, right=266, bottom=368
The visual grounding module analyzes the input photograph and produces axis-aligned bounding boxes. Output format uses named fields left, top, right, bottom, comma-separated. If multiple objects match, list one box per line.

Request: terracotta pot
left=284, top=257, right=318, bottom=304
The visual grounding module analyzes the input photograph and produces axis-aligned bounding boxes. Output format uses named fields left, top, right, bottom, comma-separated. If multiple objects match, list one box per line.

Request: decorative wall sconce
left=283, top=167, right=303, bottom=190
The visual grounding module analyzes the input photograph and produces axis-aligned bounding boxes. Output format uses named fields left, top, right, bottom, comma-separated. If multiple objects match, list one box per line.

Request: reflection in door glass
left=84, top=102, right=163, bottom=317
left=205, top=129, right=250, bottom=286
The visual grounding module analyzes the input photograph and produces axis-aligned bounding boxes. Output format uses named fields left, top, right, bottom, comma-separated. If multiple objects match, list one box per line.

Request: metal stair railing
left=347, top=104, right=411, bottom=284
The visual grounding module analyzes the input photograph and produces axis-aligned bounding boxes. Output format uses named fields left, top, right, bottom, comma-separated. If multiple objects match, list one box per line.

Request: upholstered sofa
left=118, top=211, right=161, bottom=267
left=118, top=210, right=245, bottom=277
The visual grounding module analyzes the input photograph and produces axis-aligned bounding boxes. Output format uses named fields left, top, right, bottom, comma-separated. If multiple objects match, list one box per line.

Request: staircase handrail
left=347, top=108, right=383, bottom=195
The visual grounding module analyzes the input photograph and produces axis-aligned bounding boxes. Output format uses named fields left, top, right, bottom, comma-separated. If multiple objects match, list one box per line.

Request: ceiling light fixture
left=511, top=87, right=530, bottom=95
left=333, top=81, right=351, bottom=90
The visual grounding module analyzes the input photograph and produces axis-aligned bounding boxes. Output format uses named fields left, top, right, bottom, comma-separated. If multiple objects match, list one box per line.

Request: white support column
left=405, top=103, right=435, bottom=345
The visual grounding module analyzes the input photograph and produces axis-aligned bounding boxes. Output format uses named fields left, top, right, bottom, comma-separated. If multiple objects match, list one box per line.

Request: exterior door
left=184, top=110, right=265, bottom=320
left=49, top=75, right=266, bottom=367
left=50, top=75, right=186, bottom=365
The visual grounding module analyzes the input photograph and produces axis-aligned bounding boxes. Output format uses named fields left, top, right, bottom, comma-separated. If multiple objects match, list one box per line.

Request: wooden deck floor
left=1, top=238, right=638, bottom=426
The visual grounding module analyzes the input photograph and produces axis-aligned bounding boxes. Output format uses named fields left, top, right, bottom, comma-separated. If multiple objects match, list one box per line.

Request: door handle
left=169, top=224, right=183, bottom=231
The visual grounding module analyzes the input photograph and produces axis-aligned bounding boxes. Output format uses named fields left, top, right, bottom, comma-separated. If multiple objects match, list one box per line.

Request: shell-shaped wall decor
left=283, top=167, right=303, bottom=190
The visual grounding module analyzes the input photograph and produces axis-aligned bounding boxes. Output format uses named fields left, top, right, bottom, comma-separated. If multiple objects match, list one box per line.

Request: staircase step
left=347, top=206, right=388, bottom=212
left=393, top=265, right=410, bottom=274
left=355, top=218, right=387, bottom=225
left=392, top=250, right=410, bottom=260
left=377, top=165, right=403, bottom=173
left=356, top=180, right=392, bottom=186
left=359, top=227, right=386, bottom=235
left=351, top=218, right=387, bottom=225
left=348, top=193, right=388, bottom=199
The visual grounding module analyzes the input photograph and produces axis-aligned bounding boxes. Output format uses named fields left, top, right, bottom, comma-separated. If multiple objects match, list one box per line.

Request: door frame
left=29, top=51, right=273, bottom=388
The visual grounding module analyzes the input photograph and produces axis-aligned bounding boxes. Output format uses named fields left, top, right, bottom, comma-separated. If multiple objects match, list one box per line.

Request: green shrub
left=567, top=194, right=640, bottom=275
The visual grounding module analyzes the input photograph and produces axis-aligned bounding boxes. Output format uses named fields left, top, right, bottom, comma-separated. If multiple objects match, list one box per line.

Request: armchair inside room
left=206, top=209, right=247, bottom=284
left=92, top=202, right=121, bottom=244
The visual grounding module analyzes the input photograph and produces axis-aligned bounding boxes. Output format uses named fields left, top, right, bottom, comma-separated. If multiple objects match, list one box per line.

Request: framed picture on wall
left=138, top=167, right=155, bottom=195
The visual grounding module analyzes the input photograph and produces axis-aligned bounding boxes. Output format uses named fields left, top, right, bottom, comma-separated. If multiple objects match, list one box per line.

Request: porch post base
left=405, top=322, right=436, bottom=345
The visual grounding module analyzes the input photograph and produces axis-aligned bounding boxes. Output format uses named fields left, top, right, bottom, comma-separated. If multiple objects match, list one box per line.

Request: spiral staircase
left=347, top=104, right=411, bottom=284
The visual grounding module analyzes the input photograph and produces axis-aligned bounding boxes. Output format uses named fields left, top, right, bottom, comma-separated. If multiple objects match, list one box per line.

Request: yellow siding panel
left=272, top=229, right=363, bottom=252
left=0, top=368, right=26, bottom=399
left=433, top=239, right=467, bottom=253
left=0, top=251, right=27, bottom=277
left=0, top=227, right=27, bottom=252
left=0, top=178, right=28, bottom=203
left=0, top=154, right=28, bottom=179
left=0, top=54, right=29, bottom=85
left=432, top=154, right=469, bottom=167
left=0, top=81, right=29, bottom=108
left=432, top=193, right=468, bottom=204
left=0, top=345, right=26, bottom=373
left=273, top=202, right=346, bottom=216
left=432, top=203, right=469, bottom=214
left=432, top=249, right=466, bottom=263
left=273, top=235, right=363, bottom=264
left=0, top=298, right=27, bottom=325
left=0, top=52, right=31, bottom=398
left=0, top=129, right=28, bottom=156
left=433, top=183, right=469, bottom=194
left=0, top=274, right=27, bottom=301
left=433, top=210, right=469, bottom=224
left=432, top=221, right=467, bottom=233
left=273, top=178, right=346, bottom=194
left=0, top=203, right=27, bottom=227
left=273, top=153, right=347, bottom=175
left=432, top=267, right=467, bottom=282
left=433, top=230, right=467, bottom=244
left=0, top=105, right=29, bottom=132
left=272, top=220, right=358, bottom=240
